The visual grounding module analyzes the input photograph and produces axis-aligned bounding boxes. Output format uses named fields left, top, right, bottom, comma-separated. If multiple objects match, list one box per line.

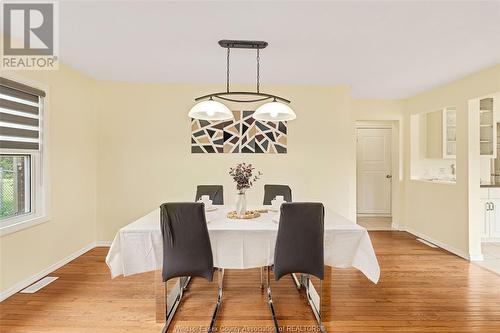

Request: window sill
left=0, top=214, right=50, bottom=237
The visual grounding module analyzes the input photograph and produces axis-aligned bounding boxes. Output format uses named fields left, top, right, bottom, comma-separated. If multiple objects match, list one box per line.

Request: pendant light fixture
left=189, top=40, right=296, bottom=121
left=188, top=98, right=233, bottom=120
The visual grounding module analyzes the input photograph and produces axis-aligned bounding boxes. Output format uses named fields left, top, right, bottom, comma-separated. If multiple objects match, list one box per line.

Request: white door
left=356, top=128, right=392, bottom=215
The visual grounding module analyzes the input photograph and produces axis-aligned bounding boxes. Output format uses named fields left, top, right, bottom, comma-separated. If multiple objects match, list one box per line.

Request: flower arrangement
left=229, top=163, right=262, bottom=193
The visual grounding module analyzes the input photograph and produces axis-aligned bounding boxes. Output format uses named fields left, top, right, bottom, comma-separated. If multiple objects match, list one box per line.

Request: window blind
left=0, top=77, right=45, bottom=150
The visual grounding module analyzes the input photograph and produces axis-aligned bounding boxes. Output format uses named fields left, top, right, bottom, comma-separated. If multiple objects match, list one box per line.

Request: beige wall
left=1, top=54, right=498, bottom=296
left=0, top=66, right=97, bottom=293
left=1, top=72, right=356, bottom=294
left=353, top=99, right=404, bottom=121
left=96, top=83, right=355, bottom=241
left=352, top=66, right=500, bottom=259
left=403, top=64, right=500, bottom=258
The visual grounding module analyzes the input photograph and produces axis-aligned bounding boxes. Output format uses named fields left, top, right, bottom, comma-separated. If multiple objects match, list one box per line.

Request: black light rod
left=218, top=40, right=268, bottom=49
left=194, top=92, right=291, bottom=104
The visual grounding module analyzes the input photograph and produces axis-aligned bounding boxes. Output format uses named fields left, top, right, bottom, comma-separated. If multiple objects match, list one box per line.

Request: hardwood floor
left=2, top=231, right=500, bottom=332
left=357, top=216, right=392, bottom=230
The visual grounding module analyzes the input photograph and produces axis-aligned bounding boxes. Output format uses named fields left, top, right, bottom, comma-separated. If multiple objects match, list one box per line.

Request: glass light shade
left=188, top=100, right=233, bottom=121
left=253, top=101, right=296, bottom=121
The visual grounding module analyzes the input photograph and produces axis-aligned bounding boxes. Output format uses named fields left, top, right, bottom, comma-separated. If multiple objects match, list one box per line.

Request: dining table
left=105, top=204, right=380, bottom=326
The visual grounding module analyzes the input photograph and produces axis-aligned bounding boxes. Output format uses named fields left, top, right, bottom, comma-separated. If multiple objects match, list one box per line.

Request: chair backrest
left=196, top=185, right=224, bottom=205
left=263, top=184, right=292, bottom=205
left=273, top=202, right=324, bottom=281
left=160, top=202, right=214, bottom=282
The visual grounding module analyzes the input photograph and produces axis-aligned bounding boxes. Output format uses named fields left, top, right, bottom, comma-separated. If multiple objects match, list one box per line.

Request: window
left=0, top=77, right=47, bottom=235
left=1, top=155, right=31, bottom=219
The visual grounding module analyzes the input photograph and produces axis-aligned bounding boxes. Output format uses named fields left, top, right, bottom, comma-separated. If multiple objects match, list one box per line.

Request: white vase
left=236, top=191, right=247, bottom=217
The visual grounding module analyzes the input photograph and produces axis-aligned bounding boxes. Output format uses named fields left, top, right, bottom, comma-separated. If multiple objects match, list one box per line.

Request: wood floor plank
left=1, top=231, right=500, bottom=332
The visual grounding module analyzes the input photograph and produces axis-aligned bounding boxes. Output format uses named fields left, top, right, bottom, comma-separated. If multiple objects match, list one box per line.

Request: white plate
left=205, top=206, right=217, bottom=212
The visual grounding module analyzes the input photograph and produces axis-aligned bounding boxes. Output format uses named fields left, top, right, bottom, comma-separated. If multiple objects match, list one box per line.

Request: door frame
left=356, top=121, right=401, bottom=229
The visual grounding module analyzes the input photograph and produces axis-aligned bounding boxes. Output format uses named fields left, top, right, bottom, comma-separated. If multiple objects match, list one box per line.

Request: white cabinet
left=481, top=188, right=500, bottom=241
left=480, top=198, right=490, bottom=239
left=471, top=93, right=499, bottom=157
left=480, top=97, right=495, bottom=157
left=490, top=199, right=500, bottom=238
left=425, top=110, right=443, bottom=158
left=424, top=107, right=456, bottom=159
left=442, top=107, right=456, bottom=159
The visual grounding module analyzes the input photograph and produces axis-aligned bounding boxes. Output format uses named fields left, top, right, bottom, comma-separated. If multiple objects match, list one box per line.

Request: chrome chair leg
left=265, top=266, right=280, bottom=333
left=303, top=274, right=326, bottom=333
left=182, top=276, right=191, bottom=290
left=161, top=273, right=221, bottom=333
left=208, top=268, right=224, bottom=333
left=291, top=273, right=301, bottom=290
left=162, top=276, right=190, bottom=333
left=260, top=267, right=264, bottom=290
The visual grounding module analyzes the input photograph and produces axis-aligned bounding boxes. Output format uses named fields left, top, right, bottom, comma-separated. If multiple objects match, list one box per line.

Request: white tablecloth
left=105, top=206, right=380, bottom=283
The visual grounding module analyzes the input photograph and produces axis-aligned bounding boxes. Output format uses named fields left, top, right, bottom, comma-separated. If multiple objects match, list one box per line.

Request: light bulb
left=253, top=101, right=296, bottom=121
left=188, top=100, right=233, bottom=121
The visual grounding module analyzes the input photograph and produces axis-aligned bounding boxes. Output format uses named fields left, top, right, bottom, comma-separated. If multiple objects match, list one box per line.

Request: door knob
left=386, top=175, right=392, bottom=179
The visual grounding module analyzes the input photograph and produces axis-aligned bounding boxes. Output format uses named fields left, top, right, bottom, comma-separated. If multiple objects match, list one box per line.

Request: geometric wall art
left=191, top=110, right=287, bottom=154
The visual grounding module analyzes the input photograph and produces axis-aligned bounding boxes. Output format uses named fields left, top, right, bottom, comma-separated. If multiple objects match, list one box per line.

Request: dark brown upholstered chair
left=196, top=185, right=224, bottom=205
left=265, top=202, right=325, bottom=333
left=263, top=184, right=292, bottom=205
left=160, top=202, right=223, bottom=333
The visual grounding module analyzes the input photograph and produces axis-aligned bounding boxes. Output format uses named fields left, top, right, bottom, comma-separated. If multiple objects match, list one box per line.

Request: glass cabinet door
left=480, top=97, right=495, bottom=156
left=443, top=107, right=456, bottom=159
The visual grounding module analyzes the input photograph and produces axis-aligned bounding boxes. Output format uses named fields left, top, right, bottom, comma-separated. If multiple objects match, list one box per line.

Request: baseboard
left=95, top=240, right=112, bottom=247
left=357, top=214, right=392, bottom=218
left=416, top=238, right=438, bottom=248
left=469, top=253, right=485, bottom=261
left=0, top=242, right=97, bottom=302
left=403, top=226, right=470, bottom=260
left=391, top=223, right=401, bottom=230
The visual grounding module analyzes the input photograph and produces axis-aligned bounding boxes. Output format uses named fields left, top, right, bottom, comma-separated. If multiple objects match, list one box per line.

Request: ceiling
left=54, top=1, right=500, bottom=98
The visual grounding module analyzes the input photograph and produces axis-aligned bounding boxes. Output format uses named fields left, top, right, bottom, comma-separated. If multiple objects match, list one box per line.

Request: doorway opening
left=356, top=123, right=397, bottom=231
left=471, top=92, right=500, bottom=270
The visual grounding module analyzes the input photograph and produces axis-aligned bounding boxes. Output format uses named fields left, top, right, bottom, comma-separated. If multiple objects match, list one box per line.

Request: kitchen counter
left=413, top=178, right=456, bottom=185
left=480, top=182, right=500, bottom=188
